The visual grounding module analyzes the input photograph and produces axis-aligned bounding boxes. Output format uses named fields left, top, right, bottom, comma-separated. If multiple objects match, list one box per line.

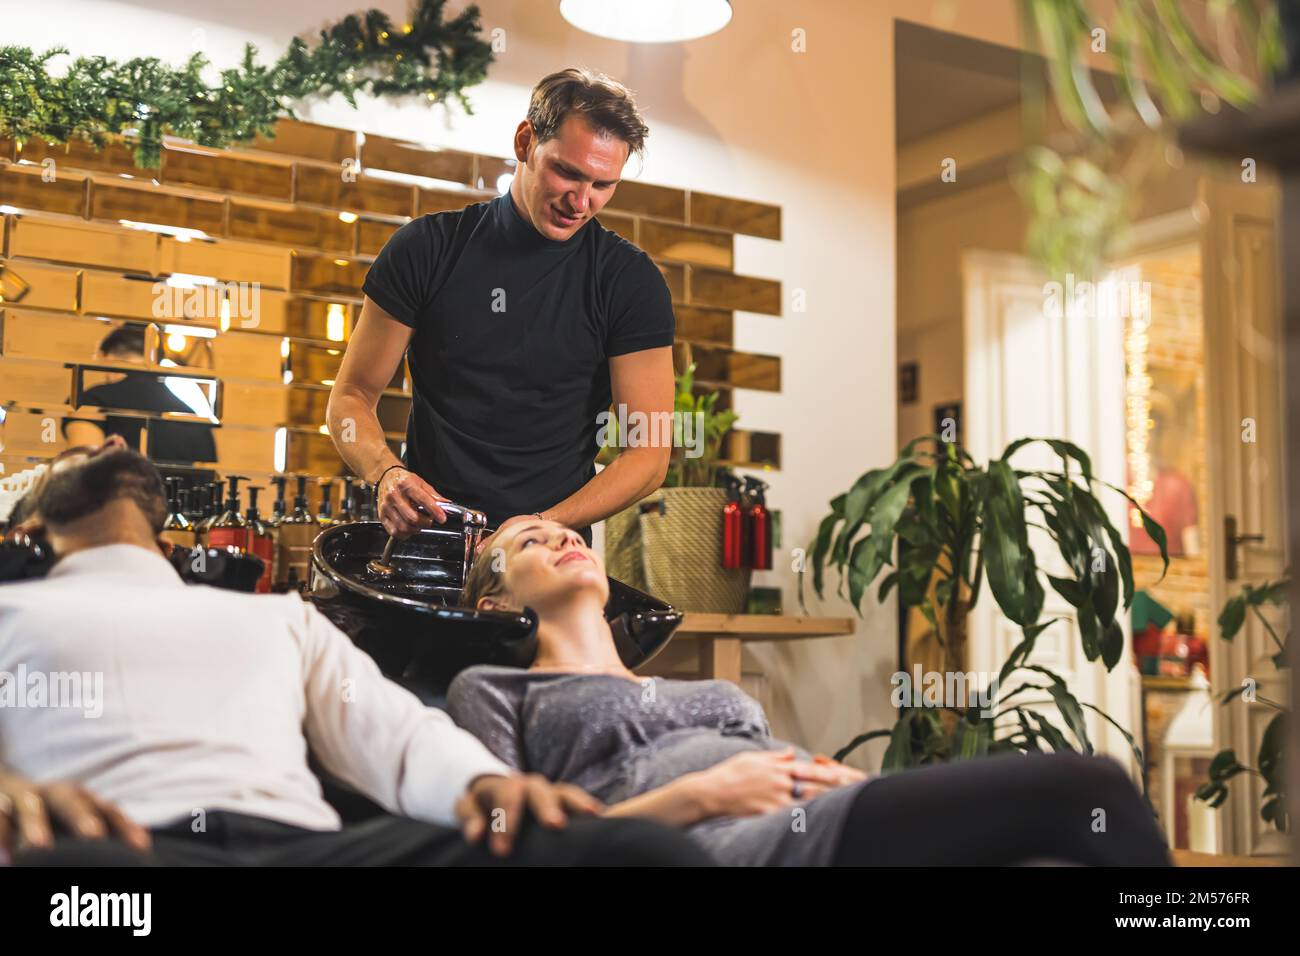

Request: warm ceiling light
left=326, top=302, right=347, bottom=342
left=559, top=0, right=731, bottom=42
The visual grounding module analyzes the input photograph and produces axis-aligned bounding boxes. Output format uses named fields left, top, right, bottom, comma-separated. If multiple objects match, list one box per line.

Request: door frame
left=962, top=248, right=1136, bottom=773
left=1198, top=174, right=1288, bottom=857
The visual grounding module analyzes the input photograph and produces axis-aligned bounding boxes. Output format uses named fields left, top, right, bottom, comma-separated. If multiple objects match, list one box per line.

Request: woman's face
left=478, top=519, right=609, bottom=612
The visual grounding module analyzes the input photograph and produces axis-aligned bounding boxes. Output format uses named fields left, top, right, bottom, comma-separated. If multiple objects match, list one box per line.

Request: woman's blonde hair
left=460, top=526, right=509, bottom=609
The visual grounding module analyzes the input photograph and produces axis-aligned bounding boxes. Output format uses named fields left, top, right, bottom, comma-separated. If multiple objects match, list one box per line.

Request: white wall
left=10, top=0, right=1024, bottom=763
left=897, top=177, right=1029, bottom=446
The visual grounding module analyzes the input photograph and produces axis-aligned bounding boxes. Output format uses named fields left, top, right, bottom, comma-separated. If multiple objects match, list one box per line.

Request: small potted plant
left=599, top=363, right=746, bottom=612
left=1197, top=576, right=1290, bottom=833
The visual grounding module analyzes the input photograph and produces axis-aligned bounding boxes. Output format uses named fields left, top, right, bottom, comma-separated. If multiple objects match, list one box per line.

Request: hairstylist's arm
left=534, top=346, right=673, bottom=529
left=326, top=297, right=447, bottom=536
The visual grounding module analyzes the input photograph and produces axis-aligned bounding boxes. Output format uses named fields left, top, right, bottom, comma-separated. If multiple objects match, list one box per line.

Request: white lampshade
left=559, top=0, right=732, bottom=43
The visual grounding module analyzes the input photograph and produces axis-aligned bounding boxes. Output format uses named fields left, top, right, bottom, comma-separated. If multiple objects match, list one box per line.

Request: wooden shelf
left=677, top=613, right=854, bottom=640
left=667, top=614, right=855, bottom=683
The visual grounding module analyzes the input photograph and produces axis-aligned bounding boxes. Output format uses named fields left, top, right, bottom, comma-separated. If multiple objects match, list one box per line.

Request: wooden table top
left=675, top=613, right=855, bottom=641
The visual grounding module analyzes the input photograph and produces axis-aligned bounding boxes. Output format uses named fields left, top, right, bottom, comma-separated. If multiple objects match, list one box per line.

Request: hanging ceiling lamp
left=559, top=0, right=733, bottom=43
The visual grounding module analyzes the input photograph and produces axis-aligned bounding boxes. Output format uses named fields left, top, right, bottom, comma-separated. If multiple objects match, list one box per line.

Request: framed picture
left=899, top=361, right=919, bottom=404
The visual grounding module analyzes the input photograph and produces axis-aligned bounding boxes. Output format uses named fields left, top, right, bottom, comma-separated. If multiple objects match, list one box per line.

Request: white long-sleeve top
left=0, top=543, right=508, bottom=830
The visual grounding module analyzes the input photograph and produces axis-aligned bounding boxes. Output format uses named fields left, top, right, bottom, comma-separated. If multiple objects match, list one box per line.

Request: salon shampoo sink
left=309, top=520, right=683, bottom=700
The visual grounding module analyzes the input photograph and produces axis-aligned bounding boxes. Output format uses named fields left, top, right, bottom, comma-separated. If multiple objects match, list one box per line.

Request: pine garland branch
left=0, top=0, right=493, bottom=168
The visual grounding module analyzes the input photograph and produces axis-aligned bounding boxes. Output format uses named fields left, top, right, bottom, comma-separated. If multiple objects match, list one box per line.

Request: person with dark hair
left=328, top=67, right=675, bottom=549
left=62, top=325, right=217, bottom=466
left=0, top=445, right=712, bottom=867
left=2, top=437, right=129, bottom=539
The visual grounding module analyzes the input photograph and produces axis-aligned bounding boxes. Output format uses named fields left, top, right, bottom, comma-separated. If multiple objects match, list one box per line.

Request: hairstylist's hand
left=377, top=466, right=448, bottom=537
left=456, top=773, right=603, bottom=857
left=0, top=772, right=151, bottom=862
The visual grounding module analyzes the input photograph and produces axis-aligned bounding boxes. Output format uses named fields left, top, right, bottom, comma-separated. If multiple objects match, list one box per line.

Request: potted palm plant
left=600, top=363, right=744, bottom=611
left=804, top=435, right=1168, bottom=771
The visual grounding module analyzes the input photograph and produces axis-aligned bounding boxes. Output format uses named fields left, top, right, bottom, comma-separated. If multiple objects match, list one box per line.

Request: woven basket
left=638, top=486, right=751, bottom=613
left=603, top=502, right=647, bottom=592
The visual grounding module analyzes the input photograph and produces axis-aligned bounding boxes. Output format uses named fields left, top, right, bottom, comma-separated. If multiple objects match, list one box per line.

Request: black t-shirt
left=63, top=376, right=218, bottom=464
left=362, top=191, right=675, bottom=537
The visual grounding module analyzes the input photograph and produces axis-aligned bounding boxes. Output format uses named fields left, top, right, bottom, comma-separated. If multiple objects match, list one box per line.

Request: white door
left=963, top=250, right=1139, bottom=774
left=1200, top=175, right=1288, bottom=857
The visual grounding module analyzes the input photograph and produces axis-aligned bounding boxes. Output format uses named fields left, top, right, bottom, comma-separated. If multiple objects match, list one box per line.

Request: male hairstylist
left=328, top=68, right=675, bottom=545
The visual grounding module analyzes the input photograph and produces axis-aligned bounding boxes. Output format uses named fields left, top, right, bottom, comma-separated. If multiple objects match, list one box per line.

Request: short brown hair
left=37, top=447, right=167, bottom=534
left=527, top=68, right=649, bottom=161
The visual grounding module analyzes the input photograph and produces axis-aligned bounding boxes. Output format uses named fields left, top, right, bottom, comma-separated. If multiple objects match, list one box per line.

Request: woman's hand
left=687, top=748, right=855, bottom=819
left=811, top=753, right=871, bottom=787
left=377, top=466, right=449, bottom=537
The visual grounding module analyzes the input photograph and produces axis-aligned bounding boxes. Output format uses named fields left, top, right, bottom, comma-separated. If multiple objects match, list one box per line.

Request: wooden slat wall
left=0, top=119, right=783, bottom=499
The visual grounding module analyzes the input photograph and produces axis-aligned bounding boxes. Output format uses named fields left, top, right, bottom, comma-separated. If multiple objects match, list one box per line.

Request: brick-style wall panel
left=1, top=118, right=785, bottom=488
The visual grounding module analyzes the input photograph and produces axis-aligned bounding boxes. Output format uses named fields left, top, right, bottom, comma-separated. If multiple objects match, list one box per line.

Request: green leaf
left=1100, top=620, right=1124, bottom=670
left=1077, top=591, right=1101, bottom=661
left=1025, top=709, right=1075, bottom=753
left=847, top=536, right=873, bottom=614
left=1099, top=479, right=1170, bottom=582
left=982, top=461, right=1031, bottom=624
left=1020, top=664, right=1094, bottom=754
left=956, top=717, right=992, bottom=760
left=1047, top=574, right=1085, bottom=607
left=1153, top=0, right=1258, bottom=108
left=881, top=712, right=917, bottom=772
left=1111, top=2, right=1163, bottom=129
left=999, top=618, right=1060, bottom=685
left=1044, top=438, right=1094, bottom=481
left=1217, top=595, right=1247, bottom=642
left=1258, top=713, right=1285, bottom=791
left=1079, top=700, right=1145, bottom=771
left=832, top=728, right=893, bottom=764
left=807, top=493, right=845, bottom=599
left=1087, top=491, right=1137, bottom=611
left=1207, top=749, right=1246, bottom=781
left=1027, top=0, right=1113, bottom=137
left=1072, top=492, right=1120, bottom=625
left=1015, top=709, right=1044, bottom=753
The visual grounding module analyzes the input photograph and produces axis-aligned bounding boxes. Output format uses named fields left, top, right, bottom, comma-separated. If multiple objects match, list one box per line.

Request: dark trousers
left=831, top=751, right=1172, bottom=866
left=15, top=810, right=714, bottom=867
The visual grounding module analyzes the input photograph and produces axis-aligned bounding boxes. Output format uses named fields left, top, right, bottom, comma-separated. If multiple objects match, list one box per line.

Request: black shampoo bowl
left=309, top=521, right=682, bottom=700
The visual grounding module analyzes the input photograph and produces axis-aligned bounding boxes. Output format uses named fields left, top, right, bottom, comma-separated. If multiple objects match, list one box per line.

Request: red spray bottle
left=742, top=476, right=772, bottom=570
left=721, top=472, right=745, bottom=569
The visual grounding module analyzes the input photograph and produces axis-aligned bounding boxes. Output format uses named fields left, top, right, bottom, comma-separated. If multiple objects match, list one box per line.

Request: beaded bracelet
left=375, top=463, right=409, bottom=500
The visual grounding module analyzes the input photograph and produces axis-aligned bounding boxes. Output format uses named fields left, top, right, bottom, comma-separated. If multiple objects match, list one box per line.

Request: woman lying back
left=447, top=518, right=1171, bottom=866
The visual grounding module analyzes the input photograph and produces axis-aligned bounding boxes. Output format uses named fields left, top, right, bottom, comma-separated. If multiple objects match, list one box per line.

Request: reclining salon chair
left=306, top=509, right=683, bottom=821
left=307, top=510, right=683, bottom=706
left=0, top=507, right=684, bottom=823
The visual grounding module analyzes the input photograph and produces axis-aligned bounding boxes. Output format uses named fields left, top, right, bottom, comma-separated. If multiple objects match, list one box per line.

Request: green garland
left=0, top=0, right=493, bottom=168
